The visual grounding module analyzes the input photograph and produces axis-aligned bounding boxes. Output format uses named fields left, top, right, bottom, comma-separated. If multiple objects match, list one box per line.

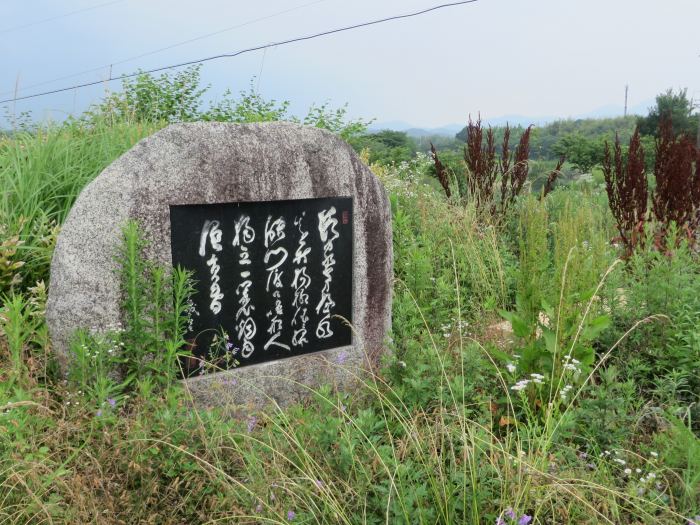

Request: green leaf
left=573, top=345, right=595, bottom=367
left=543, top=328, right=557, bottom=354
left=582, top=315, right=611, bottom=341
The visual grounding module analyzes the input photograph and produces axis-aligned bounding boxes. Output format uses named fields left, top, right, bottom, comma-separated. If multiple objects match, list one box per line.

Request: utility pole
left=624, top=84, right=629, bottom=117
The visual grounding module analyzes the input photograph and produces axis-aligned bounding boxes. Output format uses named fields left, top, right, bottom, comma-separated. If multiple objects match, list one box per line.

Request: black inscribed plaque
left=169, top=196, right=353, bottom=377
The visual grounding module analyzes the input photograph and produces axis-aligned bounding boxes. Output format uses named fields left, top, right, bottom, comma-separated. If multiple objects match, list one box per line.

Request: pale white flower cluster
left=440, top=318, right=471, bottom=339
left=374, top=153, right=436, bottom=200
left=562, top=354, right=581, bottom=374
left=510, top=373, right=546, bottom=391
left=511, top=379, right=530, bottom=392
left=530, top=373, right=545, bottom=384
left=559, top=384, right=573, bottom=400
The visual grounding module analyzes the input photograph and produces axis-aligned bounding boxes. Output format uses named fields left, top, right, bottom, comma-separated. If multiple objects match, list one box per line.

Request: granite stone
left=46, top=121, right=392, bottom=409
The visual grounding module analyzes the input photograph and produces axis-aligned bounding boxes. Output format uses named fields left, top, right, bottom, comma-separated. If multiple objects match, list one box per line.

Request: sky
left=2, top=0, right=700, bottom=129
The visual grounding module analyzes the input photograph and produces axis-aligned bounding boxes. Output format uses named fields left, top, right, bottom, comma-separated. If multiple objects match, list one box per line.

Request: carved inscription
left=170, top=197, right=353, bottom=376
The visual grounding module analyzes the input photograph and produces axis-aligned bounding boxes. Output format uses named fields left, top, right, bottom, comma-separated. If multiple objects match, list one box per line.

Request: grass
left=0, top=120, right=698, bottom=524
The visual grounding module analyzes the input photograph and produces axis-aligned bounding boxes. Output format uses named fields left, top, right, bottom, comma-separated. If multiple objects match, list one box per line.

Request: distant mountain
left=369, top=101, right=654, bottom=138
left=369, top=122, right=463, bottom=137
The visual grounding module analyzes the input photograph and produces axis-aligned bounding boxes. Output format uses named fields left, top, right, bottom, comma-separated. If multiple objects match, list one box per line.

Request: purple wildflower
left=247, top=416, right=257, bottom=433
left=578, top=451, right=588, bottom=460
left=518, top=515, right=532, bottom=525
left=96, top=409, right=103, bottom=417
left=287, top=510, right=296, bottom=521
left=505, top=507, right=516, bottom=519
left=107, top=398, right=116, bottom=408
left=315, top=479, right=324, bottom=489
left=496, top=518, right=506, bottom=525
left=226, top=341, right=234, bottom=350
left=255, top=503, right=262, bottom=513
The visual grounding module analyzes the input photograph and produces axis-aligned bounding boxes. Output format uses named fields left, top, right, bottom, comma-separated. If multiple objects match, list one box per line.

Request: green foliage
left=97, top=65, right=208, bottom=123
left=552, top=132, right=606, bottom=173
left=637, top=88, right=699, bottom=139
left=0, top=118, right=161, bottom=295
left=117, top=221, right=195, bottom=388
left=351, top=129, right=417, bottom=165
left=0, top=103, right=699, bottom=524
left=454, top=116, right=637, bottom=161
left=202, top=82, right=291, bottom=123
left=604, top=231, right=700, bottom=423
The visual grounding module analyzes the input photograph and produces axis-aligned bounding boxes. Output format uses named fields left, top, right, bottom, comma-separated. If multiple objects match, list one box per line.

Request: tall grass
left=0, top=118, right=163, bottom=290
left=0, top=121, right=698, bottom=524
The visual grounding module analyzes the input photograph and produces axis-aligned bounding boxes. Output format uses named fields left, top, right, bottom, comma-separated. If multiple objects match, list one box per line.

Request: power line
left=1, top=0, right=330, bottom=98
left=0, top=0, right=126, bottom=35
left=0, top=0, right=478, bottom=105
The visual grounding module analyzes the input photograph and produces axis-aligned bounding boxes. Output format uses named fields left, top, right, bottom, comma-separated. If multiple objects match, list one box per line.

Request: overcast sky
left=2, top=0, right=699, bottom=128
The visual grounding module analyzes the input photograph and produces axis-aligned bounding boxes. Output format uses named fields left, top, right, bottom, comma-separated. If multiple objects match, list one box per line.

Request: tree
left=351, top=130, right=416, bottom=165
left=552, top=133, right=605, bottom=173
left=637, top=88, right=698, bottom=139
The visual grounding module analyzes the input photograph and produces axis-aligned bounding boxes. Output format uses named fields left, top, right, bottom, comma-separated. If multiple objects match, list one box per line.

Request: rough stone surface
left=46, top=121, right=392, bottom=409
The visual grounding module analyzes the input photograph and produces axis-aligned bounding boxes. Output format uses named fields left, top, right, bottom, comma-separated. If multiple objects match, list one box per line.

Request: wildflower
left=518, top=515, right=532, bottom=525
left=530, top=373, right=544, bottom=385
left=613, top=458, right=626, bottom=465
left=226, top=341, right=234, bottom=350
left=96, top=409, right=103, bottom=417
left=255, top=503, right=263, bottom=513
left=315, top=479, right=324, bottom=489
left=107, top=398, right=116, bottom=408
left=506, top=363, right=516, bottom=374
left=511, top=379, right=530, bottom=391
left=650, top=451, right=658, bottom=458
left=247, top=416, right=257, bottom=433
left=505, top=507, right=516, bottom=519
left=560, top=385, right=573, bottom=400
left=624, top=468, right=632, bottom=475
left=496, top=517, right=506, bottom=525
left=398, top=360, right=407, bottom=368
left=287, top=510, right=296, bottom=521
left=578, top=451, right=588, bottom=460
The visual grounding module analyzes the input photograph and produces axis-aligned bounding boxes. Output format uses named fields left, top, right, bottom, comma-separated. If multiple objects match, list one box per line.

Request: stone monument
left=46, top=121, right=392, bottom=408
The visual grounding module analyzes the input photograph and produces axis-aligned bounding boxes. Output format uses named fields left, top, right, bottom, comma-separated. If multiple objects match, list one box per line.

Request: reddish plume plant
left=430, top=141, right=451, bottom=198
left=541, top=155, right=566, bottom=200
left=500, top=125, right=533, bottom=214
left=652, top=118, right=700, bottom=239
left=464, top=116, right=498, bottom=209
left=602, top=127, right=648, bottom=256
left=431, top=115, right=533, bottom=218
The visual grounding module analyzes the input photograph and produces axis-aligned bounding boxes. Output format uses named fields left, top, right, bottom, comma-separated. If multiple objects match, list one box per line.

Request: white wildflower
left=511, top=379, right=531, bottom=391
